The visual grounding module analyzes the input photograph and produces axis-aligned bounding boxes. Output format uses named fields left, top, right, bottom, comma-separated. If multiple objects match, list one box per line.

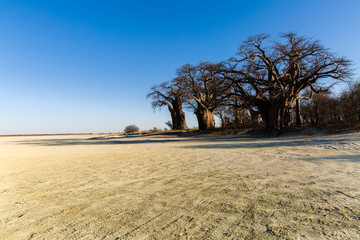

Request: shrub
left=165, top=121, right=173, bottom=130
left=124, top=124, right=139, bottom=133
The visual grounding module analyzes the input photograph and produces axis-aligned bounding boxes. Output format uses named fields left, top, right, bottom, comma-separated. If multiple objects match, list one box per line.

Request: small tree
left=124, top=125, right=139, bottom=133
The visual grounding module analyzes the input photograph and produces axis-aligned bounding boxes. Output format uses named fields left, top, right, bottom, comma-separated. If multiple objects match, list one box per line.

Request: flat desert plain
left=1, top=132, right=359, bottom=239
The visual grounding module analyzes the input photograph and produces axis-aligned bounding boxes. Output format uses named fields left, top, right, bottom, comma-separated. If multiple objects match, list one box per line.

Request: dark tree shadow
left=303, top=155, right=360, bottom=163
left=181, top=138, right=355, bottom=149
left=15, top=133, right=259, bottom=146
left=16, top=136, right=182, bottom=146
left=15, top=133, right=360, bottom=156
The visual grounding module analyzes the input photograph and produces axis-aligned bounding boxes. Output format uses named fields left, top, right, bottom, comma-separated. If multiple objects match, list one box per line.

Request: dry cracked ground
left=0, top=132, right=359, bottom=239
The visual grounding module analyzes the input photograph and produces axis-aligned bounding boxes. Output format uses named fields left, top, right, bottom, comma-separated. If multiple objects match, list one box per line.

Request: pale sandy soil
left=0, top=132, right=359, bottom=239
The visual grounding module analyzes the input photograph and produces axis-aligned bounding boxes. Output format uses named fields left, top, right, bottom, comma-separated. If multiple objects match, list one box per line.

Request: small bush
left=165, top=121, right=173, bottom=130
left=124, top=124, right=139, bottom=133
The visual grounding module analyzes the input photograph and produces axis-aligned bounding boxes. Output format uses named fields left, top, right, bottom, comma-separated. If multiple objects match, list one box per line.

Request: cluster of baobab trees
left=147, top=33, right=352, bottom=131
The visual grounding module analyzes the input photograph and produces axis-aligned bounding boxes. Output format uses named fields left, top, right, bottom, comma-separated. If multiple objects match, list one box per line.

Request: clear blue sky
left=0, top=0, right=359, bottom=134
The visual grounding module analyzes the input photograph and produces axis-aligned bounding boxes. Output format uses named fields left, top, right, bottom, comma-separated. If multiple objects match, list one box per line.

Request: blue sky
left=0, top=0, right=359, bottom=134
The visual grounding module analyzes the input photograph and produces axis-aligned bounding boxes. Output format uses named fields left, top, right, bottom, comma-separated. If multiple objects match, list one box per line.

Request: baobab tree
left=175, top=62, right=231, bottom=131
left=147, top=80, right=188, bottom=130
left=222, top=33, right=352, bottom=131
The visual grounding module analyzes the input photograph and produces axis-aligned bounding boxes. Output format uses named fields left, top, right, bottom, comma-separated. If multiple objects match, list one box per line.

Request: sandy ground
left=0, top=132, right=359, bottom=239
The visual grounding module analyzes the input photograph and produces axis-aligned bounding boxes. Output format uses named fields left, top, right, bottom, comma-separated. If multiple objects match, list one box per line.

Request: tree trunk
left=314, top=104, right=319, bottom=126
left=249, top=108, right=258, bottom=126
left=295, top=99, right=301, bottom=126
left=282, top=106, right=292, bottom=128
left=260, top=110, right=269, bottom=130
left=169, top=106, right=187, bottom=130
left=259, top=103, right=281, bottom=131
left=269, top=106, right=281, bottom=130
left=169, top=108, right=177, bottom=130
left=234, top=106, right=240, bottom=124
left=177, top=109, right=187, bottom=130
left=195, top=107, right=215, bottom=131
left=217, top=112, right=226, bottom=128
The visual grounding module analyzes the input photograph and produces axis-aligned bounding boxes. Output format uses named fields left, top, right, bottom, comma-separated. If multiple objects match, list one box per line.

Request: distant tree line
left=147, top=33, right=353, bottom=132
left=300, top=82, right=360, bottom=128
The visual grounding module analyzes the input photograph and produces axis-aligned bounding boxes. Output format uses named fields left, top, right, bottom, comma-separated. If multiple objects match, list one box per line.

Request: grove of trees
left=148, top=32, right=354, bottom=132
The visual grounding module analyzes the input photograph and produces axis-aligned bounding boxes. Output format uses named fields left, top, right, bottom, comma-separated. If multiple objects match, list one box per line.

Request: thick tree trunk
left=259, top=103, right=281, bottom=131
left=259, top=98, right=300, bottom=131
left=177, top=109, right=187, bottom=130
left=195, top=107, right=215, bottom=131
left=169, top=108, right=177, bottom=130
left=269, top=106, right=281, bottom=130
left=260, top=110, right=269, bottom=130
left=169, top=106, right=187, bottom=130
